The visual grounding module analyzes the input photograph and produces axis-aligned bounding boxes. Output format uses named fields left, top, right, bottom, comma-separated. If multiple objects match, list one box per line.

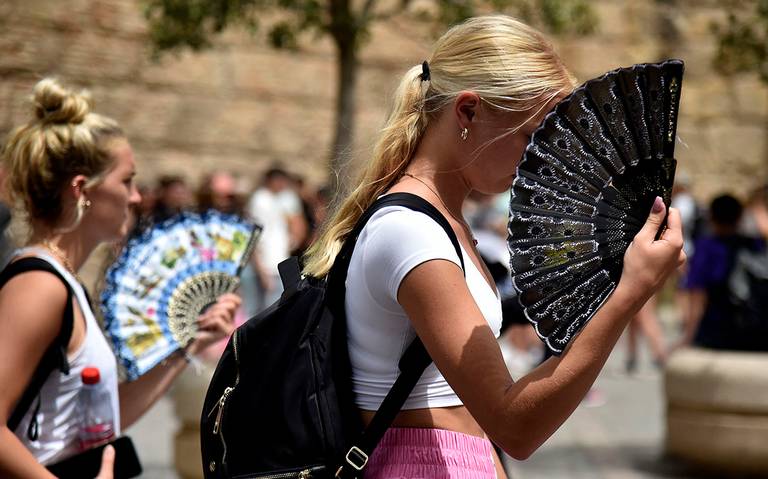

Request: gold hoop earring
left=460, top=127, right=468, bottom=141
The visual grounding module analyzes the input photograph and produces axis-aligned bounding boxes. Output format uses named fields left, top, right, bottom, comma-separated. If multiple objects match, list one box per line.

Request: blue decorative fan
left=101, top=210, right=261, bottom=380
left=508, top=60, right=683, bottom=355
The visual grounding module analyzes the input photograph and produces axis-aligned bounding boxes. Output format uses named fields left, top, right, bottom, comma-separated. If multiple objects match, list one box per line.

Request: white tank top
left=346, top=206, right=503, bottom=410
left=12, top=248, right=121, bottom=465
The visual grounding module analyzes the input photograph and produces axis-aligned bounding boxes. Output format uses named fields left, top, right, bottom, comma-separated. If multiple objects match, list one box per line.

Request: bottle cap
left=81, top=367, right=101, bottom=385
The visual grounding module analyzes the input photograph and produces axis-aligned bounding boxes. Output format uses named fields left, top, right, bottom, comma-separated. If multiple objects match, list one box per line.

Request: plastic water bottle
left=77, top=366, right=115, bottom=450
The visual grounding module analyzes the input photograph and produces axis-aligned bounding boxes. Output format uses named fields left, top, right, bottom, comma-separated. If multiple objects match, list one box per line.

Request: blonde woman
left=303, top=15, right=685, bottom=478
left=0, top=78, right=240, bottom=478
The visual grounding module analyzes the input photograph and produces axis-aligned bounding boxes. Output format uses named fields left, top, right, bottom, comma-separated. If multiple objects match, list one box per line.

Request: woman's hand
left=95, top=445, right=114, bottom=479
left=618, top=197, right=686, bottom=308
left=188, top=293, right=241, bottom=355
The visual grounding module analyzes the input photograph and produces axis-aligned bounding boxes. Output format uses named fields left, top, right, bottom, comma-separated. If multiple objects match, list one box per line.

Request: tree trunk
left=329, top=33, right=358, bottom=202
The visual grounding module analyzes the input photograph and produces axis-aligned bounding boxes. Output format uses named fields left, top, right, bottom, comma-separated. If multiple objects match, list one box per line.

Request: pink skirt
left=364, top=427, right=496, bottom=479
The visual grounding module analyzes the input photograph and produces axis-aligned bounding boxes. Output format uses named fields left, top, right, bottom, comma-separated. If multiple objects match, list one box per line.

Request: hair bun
left=32, top=78, right=91, bottom=125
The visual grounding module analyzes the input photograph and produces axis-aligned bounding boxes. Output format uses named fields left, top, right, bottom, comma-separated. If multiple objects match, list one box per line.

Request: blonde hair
left=2, top=78, right=124, bottom=232
left=303, top=15, right=576, bottom=277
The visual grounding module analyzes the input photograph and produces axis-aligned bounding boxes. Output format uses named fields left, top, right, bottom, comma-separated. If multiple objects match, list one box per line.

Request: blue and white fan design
left=101, top=210, right=261, bottom=380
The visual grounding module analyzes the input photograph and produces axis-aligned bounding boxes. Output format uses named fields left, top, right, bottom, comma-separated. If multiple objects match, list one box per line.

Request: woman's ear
left=69, top=175, right=89, bottom=200
left=453, top=91, right=481, bottom=131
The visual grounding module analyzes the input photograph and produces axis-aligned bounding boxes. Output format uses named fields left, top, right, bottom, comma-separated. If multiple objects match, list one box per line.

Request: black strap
left=328, top=192, right=465, bottom=478
left=4, top=257, right=75, bottom=437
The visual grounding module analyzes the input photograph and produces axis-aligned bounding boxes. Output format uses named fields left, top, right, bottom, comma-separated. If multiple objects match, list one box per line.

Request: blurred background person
left=678, top=194, right=761, bottom=349
left=152, top=174, right=193, bottom=222
left=671, top=172, right=702, bottom=258
left=740, top=183, right=768, bottom=240
left=625, top=294, right=668, bottom=373
left=244, top=166, right=305, bottom=316
left=288, top=174, right=316, bottom=258
left=195, top=170, right=245, bottom=216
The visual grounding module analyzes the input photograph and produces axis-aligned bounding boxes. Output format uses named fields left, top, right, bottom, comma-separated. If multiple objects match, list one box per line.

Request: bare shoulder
left=0, top=268, right=69, bottom=345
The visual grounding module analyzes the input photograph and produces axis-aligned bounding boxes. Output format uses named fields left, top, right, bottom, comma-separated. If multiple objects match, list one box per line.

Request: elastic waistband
left=366, top=427, right=495, bottom=478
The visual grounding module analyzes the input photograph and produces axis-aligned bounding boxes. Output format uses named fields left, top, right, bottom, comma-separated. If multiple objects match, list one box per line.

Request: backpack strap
left=329, top=192, right=466, bottom=478
left=3, top=257, right=75, bottom=439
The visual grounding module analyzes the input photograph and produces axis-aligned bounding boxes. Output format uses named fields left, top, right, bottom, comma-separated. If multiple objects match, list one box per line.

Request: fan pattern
left=101, top=211, right=260, bottom=380
left=508, top=60, right=684, bottom=355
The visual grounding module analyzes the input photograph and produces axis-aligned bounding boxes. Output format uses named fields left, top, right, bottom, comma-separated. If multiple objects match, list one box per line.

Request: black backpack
left=200, top=193, right=465, bottom=479
left=728, top=246, right=768, bottom=351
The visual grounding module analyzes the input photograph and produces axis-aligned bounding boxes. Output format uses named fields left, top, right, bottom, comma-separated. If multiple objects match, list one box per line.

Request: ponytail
left=303, top=65, right=430, bottom=277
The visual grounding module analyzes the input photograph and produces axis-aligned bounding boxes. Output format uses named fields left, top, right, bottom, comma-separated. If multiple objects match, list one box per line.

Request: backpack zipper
left=258, top=469, right=312, bottom=479
left=212, top=386, right=234, bottom=435
left=207, top=329, right=241, bottom=467
left=236, top=467, right=318, bottom=479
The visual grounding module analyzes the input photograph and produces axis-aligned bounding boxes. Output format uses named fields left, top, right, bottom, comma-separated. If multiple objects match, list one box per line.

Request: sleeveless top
left=11, top=248, right=121, bottom=465
left=346, top=206, right=503, bottom=410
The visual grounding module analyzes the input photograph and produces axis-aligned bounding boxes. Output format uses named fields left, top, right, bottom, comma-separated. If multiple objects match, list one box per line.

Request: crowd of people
left=0, top=11, right=764, bottom=479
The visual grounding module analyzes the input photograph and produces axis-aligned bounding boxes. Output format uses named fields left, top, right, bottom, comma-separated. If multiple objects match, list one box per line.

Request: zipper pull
left=298, top=469, right=311, bottom=479
left=212, top=386, right=234, bottom=434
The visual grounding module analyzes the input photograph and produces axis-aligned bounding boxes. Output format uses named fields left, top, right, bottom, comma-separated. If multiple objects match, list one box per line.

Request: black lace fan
left=508, top=60, right=684, bottom=355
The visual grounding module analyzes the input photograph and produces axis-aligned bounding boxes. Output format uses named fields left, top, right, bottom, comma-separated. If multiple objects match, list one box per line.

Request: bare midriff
left=360, top=405, right=485, bottom=438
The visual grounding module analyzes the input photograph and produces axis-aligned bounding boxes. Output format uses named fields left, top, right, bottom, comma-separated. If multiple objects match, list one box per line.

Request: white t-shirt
left=247, top=188, right=301, bottom=273
left=346, top=206, right=503, bottom=410
left=12, top=249, right=121, bottom=465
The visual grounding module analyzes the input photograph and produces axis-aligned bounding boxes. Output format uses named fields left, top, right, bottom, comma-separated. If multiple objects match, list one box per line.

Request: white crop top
left=346, top=205, right=503, bottom=411
left=12, top=248, right=121, bottom=465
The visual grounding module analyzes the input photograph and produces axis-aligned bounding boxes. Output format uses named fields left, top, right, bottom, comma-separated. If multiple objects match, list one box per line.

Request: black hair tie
left=420, top=60, right=431, bottom=82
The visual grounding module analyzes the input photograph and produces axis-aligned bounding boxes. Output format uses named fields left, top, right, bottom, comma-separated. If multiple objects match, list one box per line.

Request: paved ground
left=127, top=330, right=749, bottom=479
left=504, top=349, right=695, bottom=479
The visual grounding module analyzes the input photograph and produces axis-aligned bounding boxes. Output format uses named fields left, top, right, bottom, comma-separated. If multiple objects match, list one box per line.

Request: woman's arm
left=119, top=293, right=240, bottom=429
left=398, top=202, right=684, bottom=459
left=0, top=273, right=68, bottom=478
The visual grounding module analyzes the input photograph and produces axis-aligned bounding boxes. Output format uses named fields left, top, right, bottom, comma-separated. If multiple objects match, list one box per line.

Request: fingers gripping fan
left=508, top=60, right=684, bottom=355
left=101, top=211, right=261, bottom=380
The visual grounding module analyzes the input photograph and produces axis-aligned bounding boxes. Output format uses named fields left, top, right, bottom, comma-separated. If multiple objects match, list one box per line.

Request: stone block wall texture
left=1, top=0, right=766, bottom=200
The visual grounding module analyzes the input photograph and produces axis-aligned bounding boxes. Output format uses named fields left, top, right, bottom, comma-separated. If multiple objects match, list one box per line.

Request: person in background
left=196, top=171, right=245, bottom=216
left=671, top=172, right=701, bottom=258
left=625, top=294, right=667, bottom=373
left=245, top=166, right=305, bottom=315
left=302, top=15, right=684, bottom=477
left=0, top=77, right=239, bottom=478
left=152, top=175, right=192, bottom=222
left=740, top=184, right=768, bottom=241
left=679, top=194, right=758, bottom=349
left=312, top=185, right=333, bottom=234
left=289, top=174, right=318, bottom=258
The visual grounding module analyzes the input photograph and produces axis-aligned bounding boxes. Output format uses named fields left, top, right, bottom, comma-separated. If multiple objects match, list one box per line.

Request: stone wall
left=1, top=0, right=766, bottom=200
